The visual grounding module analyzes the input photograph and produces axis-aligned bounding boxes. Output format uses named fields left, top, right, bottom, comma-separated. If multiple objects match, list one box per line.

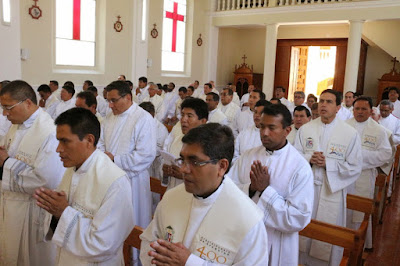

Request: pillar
left=262, top=23, right=278, bottom=100
left=343, top=20, right=364, bottom=94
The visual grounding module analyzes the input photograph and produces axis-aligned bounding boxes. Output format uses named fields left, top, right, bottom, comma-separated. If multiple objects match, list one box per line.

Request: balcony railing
left=216, top=0, right=369, bottom=11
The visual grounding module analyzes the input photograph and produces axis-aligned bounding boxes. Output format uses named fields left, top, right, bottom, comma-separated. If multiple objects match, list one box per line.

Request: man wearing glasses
left=140, top=123, right=269, bottom=265
left=0, top=80, right=65, bottom=265
left=97, top=80, right=156, bottom=264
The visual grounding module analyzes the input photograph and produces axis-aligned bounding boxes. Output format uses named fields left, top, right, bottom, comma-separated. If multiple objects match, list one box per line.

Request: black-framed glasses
left=175, top=158, right=219, bottom=168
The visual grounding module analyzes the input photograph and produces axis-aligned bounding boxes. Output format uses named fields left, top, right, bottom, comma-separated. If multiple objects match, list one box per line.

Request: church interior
left=1, top=0, right=400, bottom=265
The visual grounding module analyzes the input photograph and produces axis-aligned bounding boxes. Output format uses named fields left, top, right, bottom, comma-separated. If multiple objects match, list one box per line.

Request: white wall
left=0, top=0, right=21, bottom=80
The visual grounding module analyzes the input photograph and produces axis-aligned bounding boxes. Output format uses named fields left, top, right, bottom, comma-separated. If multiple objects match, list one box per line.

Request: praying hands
left=249, top=160, right=270, bottom=193
left=148, top=239, right=191, bottom=266
left=310, top=151, right=326, bottom=168
left=34, top=187, right=69, bottom=219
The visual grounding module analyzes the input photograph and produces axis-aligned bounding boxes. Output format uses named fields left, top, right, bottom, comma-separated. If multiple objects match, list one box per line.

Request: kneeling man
left=35, top=108, right=134, bottom=265
left=140, top=123, right=269, bottom=265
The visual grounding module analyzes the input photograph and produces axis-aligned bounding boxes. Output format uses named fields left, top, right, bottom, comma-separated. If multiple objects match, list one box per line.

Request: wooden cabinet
left=233, top=58, right=263, bottom=98
left=377, top=69, right=400, bottom=104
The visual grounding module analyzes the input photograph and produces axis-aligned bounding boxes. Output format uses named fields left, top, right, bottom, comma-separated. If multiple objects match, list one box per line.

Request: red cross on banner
left=73, top=0, right=81, bottom=40
left=165, top=2, right=185, bottom=52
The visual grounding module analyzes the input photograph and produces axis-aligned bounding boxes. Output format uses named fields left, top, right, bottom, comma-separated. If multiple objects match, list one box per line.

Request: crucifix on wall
left=165, top=2, right=185, bottom=52
left=391, top=57, right=399, bottom=73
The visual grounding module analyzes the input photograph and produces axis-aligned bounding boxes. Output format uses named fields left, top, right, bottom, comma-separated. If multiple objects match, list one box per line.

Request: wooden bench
left=123, top=225, right=144, bottom=266
left=374, top=173, right=389, bottom=225
left=150, top=177, right=167, bottom=199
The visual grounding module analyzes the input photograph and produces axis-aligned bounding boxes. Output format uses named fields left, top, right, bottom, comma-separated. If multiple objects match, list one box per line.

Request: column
left=131, top=0, right=149, bottom=86
left=262, top=23, right=278, bottom=100
left=343, top=20, right=364, bottom=94
left=203, top=15, right=219, bottom=84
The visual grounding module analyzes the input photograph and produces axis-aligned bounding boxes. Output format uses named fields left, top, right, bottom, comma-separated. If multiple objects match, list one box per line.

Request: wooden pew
left=374, top=173, right=389, bottom=225
left=123, top=225, right=144, bottom=266
left=150, top=177, right=167, bottom=199
left=393, top=144, right=400, bottom=186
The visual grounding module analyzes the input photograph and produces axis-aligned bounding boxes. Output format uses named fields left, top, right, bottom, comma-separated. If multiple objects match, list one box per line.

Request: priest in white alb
left=162, top=98, right=208, bottom=190
left=287, top=105, right=311, bottom=145
left=142, top=82, right=164, bottom=120
left=0, top=80, right=65, bottom=265
left=295, top=89, right=362, bottom=266
left=219, top=88, right=241, bottom=135
left=37, top=84, right=60, bottom=117
left=34, top=108, right=134, bottom=265
left=379, top=100, right=400, bottom=145
left=140, top=123, right=269, bottom=265
left=228, top=104, right=314, bottom=265
left=233, top=100, right=270, bottom=162
left=97, top=80, right=156, bottom=231
left=234, top=89, right=265, bottom=135
left=345, top=96, right=392, bottom=249
left=206, top=92, right=228, bottom=125
left=53, top=85, right=76, bottom=119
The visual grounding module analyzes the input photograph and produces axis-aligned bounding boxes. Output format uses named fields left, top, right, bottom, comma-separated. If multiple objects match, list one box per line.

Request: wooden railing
left=216, top=0, right=371, bottom=11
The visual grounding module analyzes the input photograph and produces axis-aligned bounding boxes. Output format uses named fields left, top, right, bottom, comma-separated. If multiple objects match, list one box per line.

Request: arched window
left=162, top=0, right=187, bottom=72
left=55, top=0, right=96, bottom=66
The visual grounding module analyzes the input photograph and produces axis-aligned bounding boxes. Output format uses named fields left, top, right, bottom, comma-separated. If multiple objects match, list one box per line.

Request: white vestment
left=0, top=109, right=65, bottom=265
left=162, top=129, right=184, bottom=190
left=53, top=88, right=62, bottom=101
left=0, top=114, right=11, bottom=144
left=379, top=114, right=400, bottom=145
left=174, top=98, right=183, bottom=120
left=160, top=91, right=180, bottom=122
left=134, top=85, right=150, bottom=104
left=192, top=88, right=202, bottom=99
left=240, top=93, right=249, bottom=110
left=98, top=103, right=156, bottom=229
left=233, top=125, right=261, bottom=163
left=143, top=94, right=163, bottom=120
left=390, top=99, right=400, bottom=118
left=295, top=117, right=362, bottom=266
left=46, top=150, right=134, bottom=266
left=335, top=106, right=353, bottom=121
left=220, top=102, right=241, bottom=134
left=208, top=108, right=228, bottom=125
left=140, top=178, right=269, bottom=265
left=43, top=94, right=60, bottom=118
left=53, top=98, right=76, bottom=119
left=232, top=92, right=240, bottom=106
left=341, top=103, right=353, bottom=113
left=279, top=97, right=293, bottom=109
left=234, top=108, right=254, bottom=135
left=227, top=144, right=314, bottom=265
left=287, top=124, right=297, bottom=145
left=345, top=118, right=392, bottom=248
left=96, top=95, right=109, bottom=117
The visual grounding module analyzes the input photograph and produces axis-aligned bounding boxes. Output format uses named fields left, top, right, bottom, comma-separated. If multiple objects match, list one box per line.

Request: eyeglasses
left=107, top=95, right=126, bottom=104
left=175, top=158, right=219, bottom=168
left=1, top=100, right=26, bottom=111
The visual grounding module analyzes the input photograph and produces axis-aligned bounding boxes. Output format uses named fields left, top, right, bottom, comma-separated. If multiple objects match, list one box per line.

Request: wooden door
left=296, top=46, right=308, bottom=92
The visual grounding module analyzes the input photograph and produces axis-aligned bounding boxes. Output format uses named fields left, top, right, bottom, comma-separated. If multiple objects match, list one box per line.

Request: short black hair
left=222, top=88, right=233, bottom=96
left=353, top=96, right=373, bottom=109
left=194, top=80, right=199, bottom=85
left=64, top=81, right=74, bottom=89
left=345, top=91, right=355, bottom=97
left=50, top=80, right=58, bottom=86
left=252, top=89, right=266, bottom=100
left=169, top=82, right=175, bottom=88
left=0, top=80, right=37, bottom=105
left=187, top=86, right=194, bottom=92
left=84, top=80, right=93, bottom=87
left=294, top=105, right=311, bottom=117
left=204, top=83, right=212, bottom=89
left=55, top=107, right=100, bottom=146
left=311, top=102, right=318, bottom=110
left=182, top=123, right=234, bottom=172
left=263, top=104, right=292, bottom=128
left=76, top=91, right=97, bottom=108
left=139, top=76, right=147, bottom=83
left=270, top=97, right=281, bottom=104
left=105, top=80, right=132, bottom=97
left=321, top=89, right=341, bottom=106
left=37, top=84, right=52, bottom=94
left=307, top=94, right=317, bottom=101
left=206, top=92, right=219, bottom=102
left=255, top=99, right=271, bottom=108
left=180, top=98, right=208, bottom=120
left=276, top=86, right=286, bottom=93
left=179, top=87, right=188, bottom=93
left=62, top=85, right=75, bottom=97
left=139, top=101, right=155, bottom=115
left=388, top=87, right=399, bottom=94
left=87, top=86, right=98, bottom=94
left=125, top=80, right=133, bottom=88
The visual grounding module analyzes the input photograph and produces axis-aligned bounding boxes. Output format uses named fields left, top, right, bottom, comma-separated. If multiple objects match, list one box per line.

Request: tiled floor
left=365, top=179, right=400, bottom=265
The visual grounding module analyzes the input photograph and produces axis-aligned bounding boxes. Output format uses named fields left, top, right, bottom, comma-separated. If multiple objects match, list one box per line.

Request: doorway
left=288, top=46, right=337, bottom=101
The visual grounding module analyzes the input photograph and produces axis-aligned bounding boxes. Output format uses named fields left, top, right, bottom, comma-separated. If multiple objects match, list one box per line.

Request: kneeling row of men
left=0, top=80, right=392, bottom=265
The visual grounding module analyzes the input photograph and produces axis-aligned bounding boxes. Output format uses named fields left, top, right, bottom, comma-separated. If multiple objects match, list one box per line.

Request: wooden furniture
left=377, top=58, right=400, bottom=104
left=123, top=226, right=144, bottom=265
left=233, top=55, right=263, bottom=97
left=374, top=173, right=388, bottom=226
left=150, top=177, right=167, bottom=199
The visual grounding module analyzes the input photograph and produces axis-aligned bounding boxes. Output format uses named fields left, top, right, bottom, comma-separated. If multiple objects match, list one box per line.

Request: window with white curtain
left=55, top=0, right=96, bottom=66
left=2, top=0, right=11, bottom=24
